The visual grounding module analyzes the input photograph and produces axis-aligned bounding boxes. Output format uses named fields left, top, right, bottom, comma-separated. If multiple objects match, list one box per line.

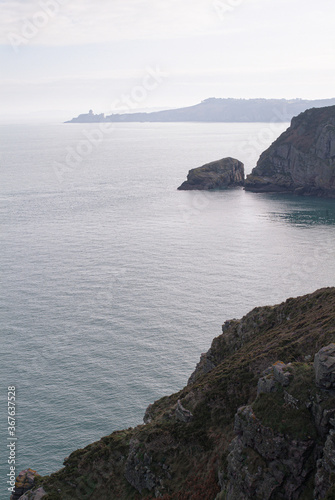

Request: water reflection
left=259, top=193, right=335, bottom=226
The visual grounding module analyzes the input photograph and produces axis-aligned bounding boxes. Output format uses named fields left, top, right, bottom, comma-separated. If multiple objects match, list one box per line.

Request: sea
left=1, top=121, right=335, bottom=498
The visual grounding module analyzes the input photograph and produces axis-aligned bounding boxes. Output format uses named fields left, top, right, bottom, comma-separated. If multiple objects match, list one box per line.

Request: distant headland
left=65, top=97, right=335, bottom=123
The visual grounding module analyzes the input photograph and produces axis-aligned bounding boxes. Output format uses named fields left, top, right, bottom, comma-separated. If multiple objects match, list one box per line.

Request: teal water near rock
left=0, top=122, right=335, bottom=499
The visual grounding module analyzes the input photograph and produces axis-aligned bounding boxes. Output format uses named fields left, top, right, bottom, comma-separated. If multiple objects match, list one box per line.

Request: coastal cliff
left=177, top=157, right=244, bottom=190
left=245, top=105, right=335, bottom=197
left=14, top=287, right=335, bottom=499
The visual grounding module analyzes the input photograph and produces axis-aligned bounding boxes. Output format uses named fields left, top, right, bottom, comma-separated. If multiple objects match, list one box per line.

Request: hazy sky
left=1, top=0, right=334, bottom=121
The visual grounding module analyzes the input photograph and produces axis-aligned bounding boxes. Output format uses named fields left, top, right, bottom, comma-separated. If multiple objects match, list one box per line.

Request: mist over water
left=1, top=122, right=335, bottom=496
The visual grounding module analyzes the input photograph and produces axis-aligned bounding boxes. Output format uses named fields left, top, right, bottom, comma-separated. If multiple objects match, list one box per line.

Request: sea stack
left=177, top=157, right=245, bottom=190
left=245, top=105, right=335, bottom=197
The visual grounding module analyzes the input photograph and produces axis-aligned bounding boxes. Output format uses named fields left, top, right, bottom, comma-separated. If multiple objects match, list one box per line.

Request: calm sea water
left=1, top=122, right=335, bottom=498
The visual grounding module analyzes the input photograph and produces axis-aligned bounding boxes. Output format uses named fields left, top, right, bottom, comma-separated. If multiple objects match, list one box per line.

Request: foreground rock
left=10, top=469, right=45, bottom=500
left=178, top=157, right=244, bottom=190
left=245, top=105, right=335, bottom=197
left=14, top=287, right=335, bottom=499
left=225, top=353, right=335, bottom=499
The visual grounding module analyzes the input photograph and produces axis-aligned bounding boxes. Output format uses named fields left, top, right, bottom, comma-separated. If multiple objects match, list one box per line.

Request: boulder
left=178, top=157, right=244, bottom=190
left=257, top=362, right=292, bottom=395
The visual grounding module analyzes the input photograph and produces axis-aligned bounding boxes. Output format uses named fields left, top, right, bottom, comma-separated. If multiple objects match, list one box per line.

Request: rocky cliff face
left=178, top=157, right=244, bottom=190
left=224, top=350, right=335, bottom=500
left=13, top=288, right=335, bottom=500
left=245, top=106, right=335, bottom=197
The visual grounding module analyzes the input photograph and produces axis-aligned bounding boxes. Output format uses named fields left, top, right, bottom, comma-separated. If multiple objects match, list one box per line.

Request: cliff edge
left=12, top=287, right=335, bottom=499
left=245, top=105, right=335, bottom=197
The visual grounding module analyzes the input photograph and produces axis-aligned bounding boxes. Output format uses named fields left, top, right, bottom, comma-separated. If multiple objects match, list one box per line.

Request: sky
left=0, top=0, right=334, bottom=121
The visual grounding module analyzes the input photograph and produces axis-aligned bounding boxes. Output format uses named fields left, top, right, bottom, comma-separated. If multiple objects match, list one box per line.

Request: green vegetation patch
left=252, top=389, right=316, bottom=440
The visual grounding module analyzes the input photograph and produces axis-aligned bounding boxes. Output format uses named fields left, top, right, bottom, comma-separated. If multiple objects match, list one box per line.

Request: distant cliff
left=245, top=105, right=335, bottom=197
left=65, top=98, right=335, bottom=123
left=177, top=157, right=244, bottom=190
left=13, top=287, right=335, bottom=500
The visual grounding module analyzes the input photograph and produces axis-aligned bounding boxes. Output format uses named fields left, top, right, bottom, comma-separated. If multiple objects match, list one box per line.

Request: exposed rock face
left=124, top=439, right=157, bottom=494
left=314, top=430, right=335, bottom=499
left=178, top=157, right=244, bottom=190
left=257, top=361, right=292, bottom=395
left=226, top=406, right=315, bottom=500
left=187, top=349, right=216, bottom=385
left=314, top=343, right=335, bottom=389
left=10, top=469, right=44, bottom=500
left=245, top=105, right=335, bottom=197
left=221, top=348, right=335, bottom=500
left=175, top=400, right=193, bottom=422
left=16, top=488, right=46, bottom=500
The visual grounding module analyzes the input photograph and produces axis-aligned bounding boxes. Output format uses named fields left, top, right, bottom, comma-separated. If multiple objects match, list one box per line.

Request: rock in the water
left=178, top=157, right=244, bottom=190
left=245, top=105, right=335, bottom=197
left=314, top=343, right=335, bottom=389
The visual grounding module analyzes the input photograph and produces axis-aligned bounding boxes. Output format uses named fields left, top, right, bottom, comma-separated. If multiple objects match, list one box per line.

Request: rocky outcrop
left=314, top=343, right=335, bottom=389
left=175, top=400, right=193, bottom=422
left=221, top=350, right=335, bottom=500
left=314, top=430, right=335, bottom=499
left=178, top=157, right=244, bottom=190
left=13, top=287, right=335, bottom=500
left=226, top=406, right=315, bottom=500
left=10, top=470, right=45, bottom=500
left=16, top=489, right=46, bottom=500
left=245, top=105, right=335, bottom=197
left=124, top=439, right=158, bottom=495
left=187, top=349, right=217, bottom=385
